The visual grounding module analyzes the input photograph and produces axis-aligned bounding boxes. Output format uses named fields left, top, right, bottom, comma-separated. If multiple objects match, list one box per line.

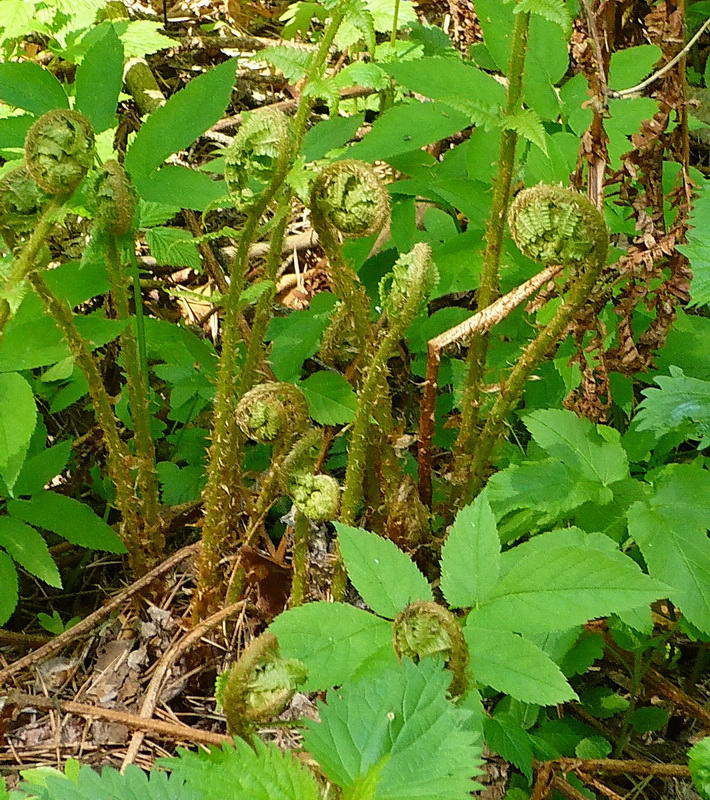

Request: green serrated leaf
left=471, top=545, right=668, bottom=634
left=336, top=523, right=433, bottom=618
left=440, top=493, right=500, bottom=609
left=304, top=659, right=483, bottom=800
left=145, top=227, right=202, bottom=269
left=298, top=371, right=357, bottom=425
left=74, top=24, right=123, bottom=132
left=8, top=491, right=126, bottom=554
left=0, top=550, right=18, bottom=626
left=269, top=602, right=398, bottom=690
left=679, top=179, right=710, bottom=308
left=0, top=372, right=36, bottom=493
left=0, top=517, right=61, bottom=588
left=628, top=463, right=710, bottom=635
left=465, top=623, right=576, bottom=705
left=512, top=0, right=570, bottom=29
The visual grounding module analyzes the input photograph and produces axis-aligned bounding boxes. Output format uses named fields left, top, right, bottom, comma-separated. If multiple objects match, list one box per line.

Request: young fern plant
left=462, top=184, right=609, bottom=503
left=0, top=111, right=157, bottom=575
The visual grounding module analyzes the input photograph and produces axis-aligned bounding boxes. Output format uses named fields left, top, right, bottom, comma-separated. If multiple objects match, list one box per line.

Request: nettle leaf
left=0, top=372, right=37, bottom=493
left=8, top=491, right=126, bottom=554
left=501, top=108, right=547, bottom=153
left=336, top=523, right=433, bottom=618
left=125, top=58, right=236, bottom=178
left=0, top=517, right=61, bottom=588
left=145, top=227, right=202, bottom=269
left=465, top=622, right=576, bottom=705
left=260, top=45, right=312, bottom=81
left=303, top=659, right=484, bottom=800
left=678, top=178, right=710, bottom=308
left=269, top=602, right=397, bottom=691
left=162, top=738, right=319, bottom=800
left=524, top=409, right=629, bottom=494
left=628, top=463, right=710, bottom=635
left=298, top=371, right=357, bottom=425
left=74, top=24, right=123, bottom=133
left=440, top=493, right=500, bottom=609
left=471, top=545, right=667, bottom=634
left=0, top=550, right=18, bottom=625
left=635, top=367, right=710, bottom=444
left=0, top=61, right=68, bottom=115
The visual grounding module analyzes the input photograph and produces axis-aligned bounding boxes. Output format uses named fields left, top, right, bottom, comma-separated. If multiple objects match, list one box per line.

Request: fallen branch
left=5, top=691, right=229, bottom=748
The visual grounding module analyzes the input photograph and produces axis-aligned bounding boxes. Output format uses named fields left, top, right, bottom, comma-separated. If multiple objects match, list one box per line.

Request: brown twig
left=0, top=543, right=200, bottom=686
left=0, top=630, right=51, bottom=649
left=6, top=691, right=230, bottom=748
left=551, top=776, right=594, bottom=800
left=121, top=599, right=246, bottom=768
left=211, top=85, right=375, bottom=131
left=417, top=263, right=563, bottom=506
left=539, top=758, right=691, bottom=778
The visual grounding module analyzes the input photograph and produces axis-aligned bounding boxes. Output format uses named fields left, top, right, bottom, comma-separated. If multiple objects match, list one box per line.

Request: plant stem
left=105, top=235, right=162, bottom=558
left=0, top=196, right=65, bottom=335
left=461, top=254, right=607, bottom=503
left=27, top=271, right=147, bottom=575
left=289, top=510, right=309, bottom=606
left=192, top=3, right=348, bottom=619
left=449, top=10, right=530, bottom=506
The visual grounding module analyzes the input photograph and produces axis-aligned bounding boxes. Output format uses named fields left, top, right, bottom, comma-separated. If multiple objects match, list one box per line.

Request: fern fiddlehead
left=235, top=382, right=309, bottom=445
left=462, top=183, right=609, bottom=502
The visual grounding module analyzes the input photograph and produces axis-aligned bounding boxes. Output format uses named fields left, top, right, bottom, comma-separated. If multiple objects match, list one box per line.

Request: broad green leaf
left=348, top=101, right=469, bottom=163
left=302, top=114, right=364, bottom=161
left=336, top=523, right=433, bottom=618
left=465, top=623, right=576, bottom=705
left=628, top=463, right=710, bottom=635
left=381, top=58, right=505, bottom=109
left=608, top=45, right=662, bottom=90
left=440, top=494, right=500, bottom=608
left=125, top=59, right=236, bottom=177
left=131, top=165, right=227, bottom=211
left=0, top=114, right=33, bottom=148
left=13, top=440, right=73, bottom=497
left=75, top=24, right=124, bottom=133
left=0, top=372, right=37, bottom=492
left=635, top=366, right=710, bottom=445
left=471, top=545, right=667, bottom=634
left=524, top=15, right=569, bottom=119
left=483, top=715, right=534, bottom=781
left=269, top=602, right=397, bottom=691
left=0, top=517, right=61, bottom=587
left=299, top=371, right=357, bottom=425
left=304, top=659, right=483, bottom=800
left=0, top=62, right=68, bottom=115
left=606, top=97, right=659, bottom=168
left=115, top=20, right=175, bottom=58
left=8, top=491, right=126, bottom=553
left=524, top=409, right=628, bottom=491
left=0, top=551, right=18, bottom=625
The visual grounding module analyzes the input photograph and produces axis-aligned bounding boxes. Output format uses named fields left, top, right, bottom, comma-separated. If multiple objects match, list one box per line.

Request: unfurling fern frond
left=500, top=108, right=547, bottom=154
left=507, top=0, right=571, bottom=30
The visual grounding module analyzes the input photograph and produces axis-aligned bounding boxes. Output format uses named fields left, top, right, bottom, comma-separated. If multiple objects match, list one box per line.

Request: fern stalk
left=193, top=3, right=349, bottom=620
left=27, top=271, right=149, bottom=575
left=105, top=235, right=162, bottom=559
left=449, top=9, right=531, bottom=507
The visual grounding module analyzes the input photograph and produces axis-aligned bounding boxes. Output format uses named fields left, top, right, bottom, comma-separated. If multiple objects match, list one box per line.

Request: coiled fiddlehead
left=310, top=159, right=389, bottom=238
left=461, top=184, right=609, bottom=502
left=508, top=183, right=608, bottom=267
left=235, top=382, right=309, bottom=444
left=224, top=108, right=292, bottom=207
left=393, top=601, right=469, bottom=697
left=288, top=472, right=340, bottom=521
left=0, top=166, right=50, bottom=241
left=24, top=109, right=95, bottom=196
left=93, top=160, right=137, bottom=236
left=217, top=632, right=307, bottom=740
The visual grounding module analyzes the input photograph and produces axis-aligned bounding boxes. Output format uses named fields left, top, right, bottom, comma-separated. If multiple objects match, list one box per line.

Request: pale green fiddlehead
left=393, top=601, right=469, bottom=698
left=25, top=109, right=95, bottom=196
left=462, top=183, right=609, bottom=502
left=217, top=632, right=306, bottom=740
left=235, top=382, right=309, bottom=445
